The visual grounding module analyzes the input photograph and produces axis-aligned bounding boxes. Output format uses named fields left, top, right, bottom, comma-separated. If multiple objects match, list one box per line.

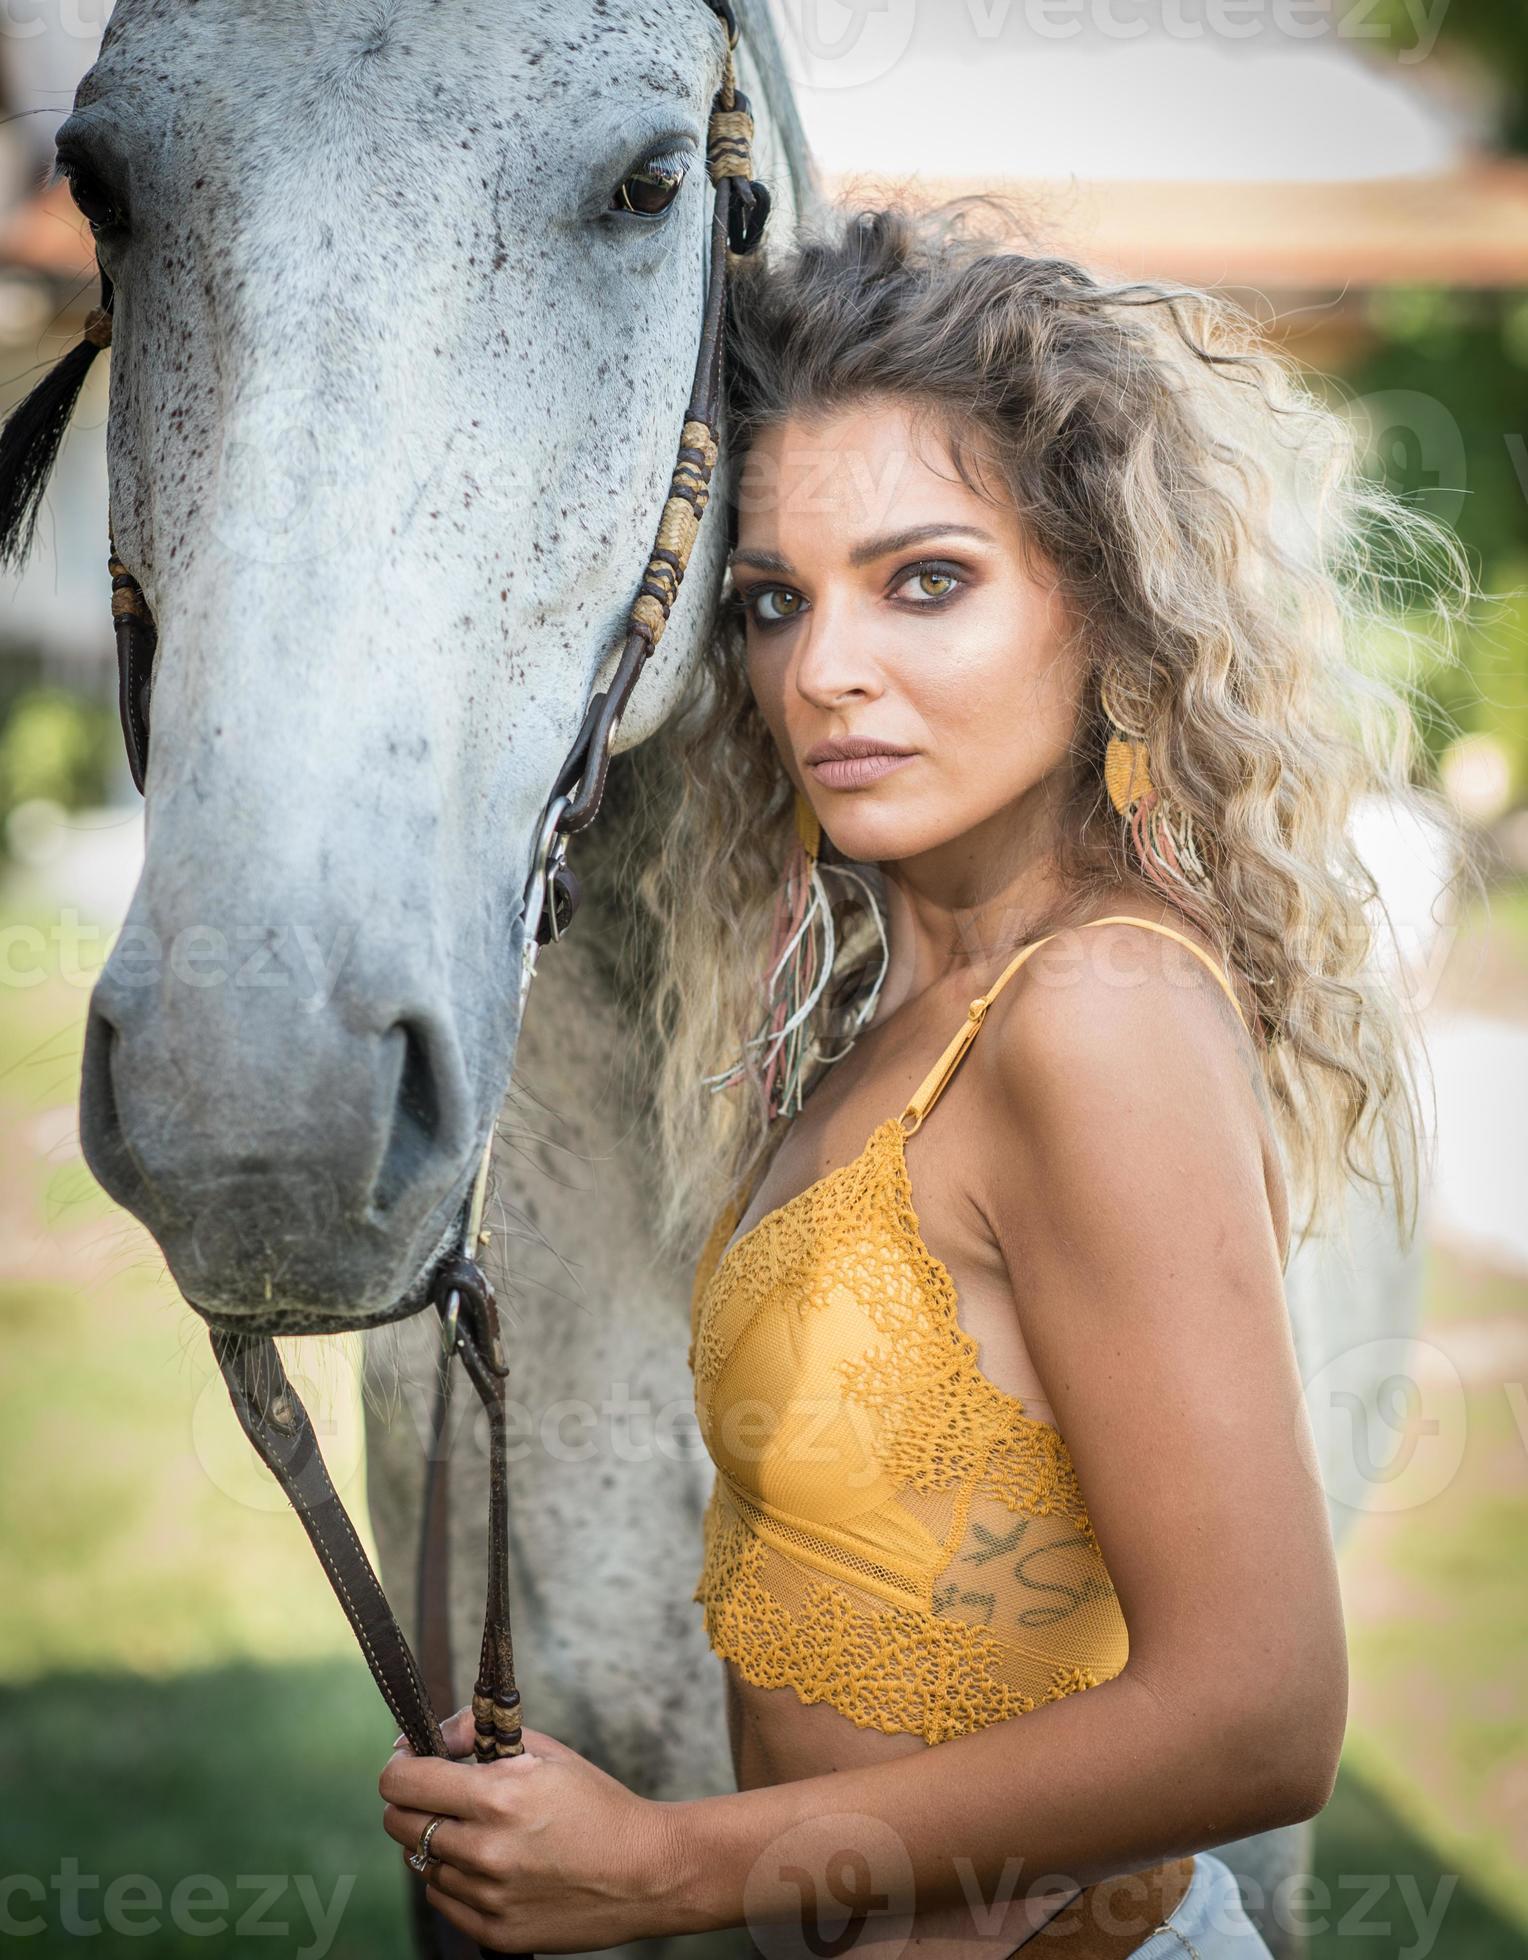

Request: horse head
left=5, top=0, right=812, bottom=1333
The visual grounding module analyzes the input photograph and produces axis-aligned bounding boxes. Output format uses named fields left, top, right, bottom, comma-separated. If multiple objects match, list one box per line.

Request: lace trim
left=691, top=1117, right=1104, bottom=1555
left=689, top=1114, right=1119, bottom=1735
left=694, top=1493, right=1103, bottom=1747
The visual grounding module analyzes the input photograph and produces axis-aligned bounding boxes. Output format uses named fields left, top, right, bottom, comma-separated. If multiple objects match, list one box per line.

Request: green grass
left=0, top=1260, right=375, bottom=1680
left=1312, top=1758, right=1526, bottom=1958
left=1336, top=1233, right=1528, bottom=1933
left=0, top=1663, right=411, bottom=1959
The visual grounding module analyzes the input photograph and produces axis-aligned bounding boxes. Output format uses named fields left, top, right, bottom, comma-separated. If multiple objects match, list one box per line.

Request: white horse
left=35, top=5, right=1438, bottom=1956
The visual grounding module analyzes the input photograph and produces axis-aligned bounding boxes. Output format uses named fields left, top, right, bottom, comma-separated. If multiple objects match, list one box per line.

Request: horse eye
left=62, top=160, right=129, bottom=237
left=611, top=152, right=690, bottom=218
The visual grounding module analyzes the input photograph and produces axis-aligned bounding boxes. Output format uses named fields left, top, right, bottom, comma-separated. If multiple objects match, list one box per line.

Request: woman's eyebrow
left=730, top=522, right=996, bottom=575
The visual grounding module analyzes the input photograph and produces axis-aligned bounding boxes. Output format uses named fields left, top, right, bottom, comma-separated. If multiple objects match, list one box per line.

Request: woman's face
left=732, top=396, right=1082, bottom=874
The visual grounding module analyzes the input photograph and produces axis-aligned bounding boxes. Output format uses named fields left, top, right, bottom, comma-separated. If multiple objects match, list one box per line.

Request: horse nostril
left=78, top=995, right=158, bottom=1216
left=79, top=998, right=122, bottom=1160
left=371, top=1018, right=444, bottom=1218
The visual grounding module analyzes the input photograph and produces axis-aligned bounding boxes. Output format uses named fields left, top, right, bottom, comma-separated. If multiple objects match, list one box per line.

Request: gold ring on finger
left=407, top=1812, right=449, bottom=1874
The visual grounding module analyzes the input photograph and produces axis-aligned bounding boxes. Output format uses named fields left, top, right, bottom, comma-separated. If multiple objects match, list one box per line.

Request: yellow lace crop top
left=687, top=915, right=1251, bottom=1748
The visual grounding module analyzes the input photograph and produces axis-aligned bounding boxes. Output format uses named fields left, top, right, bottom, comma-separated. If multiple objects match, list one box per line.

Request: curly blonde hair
left=637, top=195, right=1476, bottom=1267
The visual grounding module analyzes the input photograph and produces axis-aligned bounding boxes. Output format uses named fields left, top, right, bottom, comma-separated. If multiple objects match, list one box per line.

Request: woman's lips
left=806, top=752, right=916, bottom=790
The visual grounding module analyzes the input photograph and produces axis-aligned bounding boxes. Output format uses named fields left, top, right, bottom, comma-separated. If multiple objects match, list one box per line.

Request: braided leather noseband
left=95, top=6, right=769, bottom=1954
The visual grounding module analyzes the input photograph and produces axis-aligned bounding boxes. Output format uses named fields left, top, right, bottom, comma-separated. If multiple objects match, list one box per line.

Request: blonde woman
left=379, top=201, right=1469, bottom=1959
left=643, top=198, right=1471, bottom=1959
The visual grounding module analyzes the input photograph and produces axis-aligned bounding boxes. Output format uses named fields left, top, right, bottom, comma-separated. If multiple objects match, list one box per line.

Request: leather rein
left=92, top=5, right=770, bottom=1952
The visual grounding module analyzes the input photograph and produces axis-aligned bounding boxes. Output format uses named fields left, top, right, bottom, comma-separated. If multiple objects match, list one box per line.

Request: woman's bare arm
left=661, top=924, right=1346, bottom=1938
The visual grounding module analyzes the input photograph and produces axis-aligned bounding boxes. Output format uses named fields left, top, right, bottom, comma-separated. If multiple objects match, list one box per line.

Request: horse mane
left=573, top=742, right=673, bottom=1036
left=0, top=274, right=111, bottom=571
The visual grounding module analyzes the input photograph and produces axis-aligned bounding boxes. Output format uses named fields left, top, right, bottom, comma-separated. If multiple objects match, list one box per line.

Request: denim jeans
left=1126, top=1851, right=1275, bottom=1958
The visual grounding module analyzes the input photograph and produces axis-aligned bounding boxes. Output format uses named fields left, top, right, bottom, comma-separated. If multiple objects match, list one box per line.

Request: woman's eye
left=747, top=587, right=805, bottom=626
left=611, top=152, right=691, bottom=218
left=61, top=161, right=128, bottom=237
left=896, top=565, right=962, bottom=603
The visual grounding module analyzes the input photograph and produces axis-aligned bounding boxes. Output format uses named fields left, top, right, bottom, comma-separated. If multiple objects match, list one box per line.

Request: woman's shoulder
left=983, top=899, right=1255, bottom=1056
left=971, top=898, right=1290, bottom=1261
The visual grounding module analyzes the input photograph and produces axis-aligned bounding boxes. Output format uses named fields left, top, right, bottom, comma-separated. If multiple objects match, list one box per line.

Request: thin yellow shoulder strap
left=898, top=914, right=1247, bottom=1134
left=1080, top=915, right=1248, bottom=1033
left=899, top=934, right=1060, bottom=1134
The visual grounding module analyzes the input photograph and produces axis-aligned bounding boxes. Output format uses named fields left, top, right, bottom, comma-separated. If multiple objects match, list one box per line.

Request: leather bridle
left=85, top=6, right=770, bottom=1955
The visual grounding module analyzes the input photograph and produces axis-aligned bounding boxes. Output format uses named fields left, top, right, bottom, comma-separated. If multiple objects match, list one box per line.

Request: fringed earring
left=703, top=789, right=889, bottom=1122
left=1101, top=676, right=1214, bottom=910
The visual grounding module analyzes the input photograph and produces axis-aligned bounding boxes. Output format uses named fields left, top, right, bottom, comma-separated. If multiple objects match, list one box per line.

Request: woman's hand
left=379, top=1708, right=691, bottom=1953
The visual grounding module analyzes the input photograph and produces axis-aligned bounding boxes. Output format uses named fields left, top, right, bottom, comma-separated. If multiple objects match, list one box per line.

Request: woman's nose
left=789, top=607, right=883, bottom=708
